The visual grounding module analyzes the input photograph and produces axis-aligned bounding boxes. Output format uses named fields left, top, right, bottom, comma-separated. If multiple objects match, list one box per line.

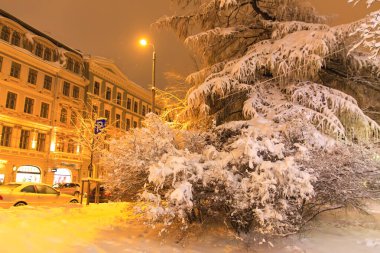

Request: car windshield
left=0, top=184, right=21, bottom=190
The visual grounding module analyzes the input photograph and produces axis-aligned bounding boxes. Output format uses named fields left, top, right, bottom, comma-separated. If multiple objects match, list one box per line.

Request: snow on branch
left=230, top=29, right=337, bottom=82
left=349, top=10, right=380, bottom=58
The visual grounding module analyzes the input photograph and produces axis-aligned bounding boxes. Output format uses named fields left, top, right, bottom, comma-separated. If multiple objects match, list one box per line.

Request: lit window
left=10, top=62, right=21, bottom=78
left=24, top=97, right=34, bottom=114
left=27, top=69, right=38, bottom=84
left=6, top=92, right=17, bottom=110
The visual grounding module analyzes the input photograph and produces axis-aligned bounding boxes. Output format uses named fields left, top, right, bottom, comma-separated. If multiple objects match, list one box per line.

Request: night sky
left=0, top=0, right=378, bottom=89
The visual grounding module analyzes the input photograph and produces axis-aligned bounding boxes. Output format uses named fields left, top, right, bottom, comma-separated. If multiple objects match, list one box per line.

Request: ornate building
left=0, top=9, right=155, bottom=185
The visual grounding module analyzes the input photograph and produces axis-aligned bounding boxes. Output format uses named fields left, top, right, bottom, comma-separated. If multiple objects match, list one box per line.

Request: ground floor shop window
left=0, top=174, right=4, bottom=184
left=53, top=168, right=72, bottom=184
left=16, top=166, right=41, bottom=183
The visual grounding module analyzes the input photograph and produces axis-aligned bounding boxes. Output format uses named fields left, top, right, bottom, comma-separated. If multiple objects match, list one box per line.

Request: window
left=19, top=129, right=30, bottom=149
left=36, top=133, right=46, bottom=152
left=67, top=58, right=73, bottom=71
left=35, top=43, right=43, bottom=57
left=105, top=87, right=111, bottom=100
left=126, top=119, right=131, bottom=130
left=43, top=75, right=52, bottom=90
left=40, top=102, right=49, bottom=118
left=115, top=114, right=121, bottom=128
left=134, top=101, right=138, bottom=113
left=93, top=81, right=100, bottom=95
left=0, top=26, right=10, bottom=42
left=72, top=86, right=79, bottom=99
left=60, top=108, right=67, bottom=123
left=70, top=111, right=77, bottom=126
left=148, top=108, right=151, bottom=113
left=127, top=98, right=131, bottom=110
left=11, top=31, right=20, bottom=46
left=43, top=48, right=51, bottom=61
left=105, top=110, right=110, bottom=121
left=56, top=139, right=64, bottom=152
left=142, top=105, right=146, bottom=116
left=73, top=61, right=80, bottom=74
left=21, top=185, right=35, bottom=193
left=63, top=82, right=70, bottom=96
left=92, top=105, right=98, bottom=117
left=27, top=69, right=38, bottom=84
left=6, top=92, right=17, bottom=109
left=36, top=185, right=57, bottom=194
left=0, top=56, right=3, bottom=72
left=133, top=121, right=138, bottom=128
left=0, top=126, right=12, bottom=147
left=67, top=140, right=75, bottom=153
left=24, top=97, right=34, bottom=114
left=116, top=92, right=122, bottom=105
left=10, top=62, right=21, bottom=78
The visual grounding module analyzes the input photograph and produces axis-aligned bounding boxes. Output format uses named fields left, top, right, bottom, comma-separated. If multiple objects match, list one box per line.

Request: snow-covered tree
left=105, top=0, right=380, bottom=236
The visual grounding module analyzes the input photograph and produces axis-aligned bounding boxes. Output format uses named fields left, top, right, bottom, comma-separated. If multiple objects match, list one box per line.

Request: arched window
left=35, top=43, right=43, bottom=57
left=43, top=48, right=52, bottom=61
left=11, top=31, right=21, bottom=46
left=66, top=58, right=73, bottom=71
left=73, top=61, right=80, bottom=74
left=0, top=26, right=10, bottom=42
left=60, top=108, right=67, bottom=123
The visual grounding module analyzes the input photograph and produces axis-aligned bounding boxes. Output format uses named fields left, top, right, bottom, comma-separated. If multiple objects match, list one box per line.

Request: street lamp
left=139, top=38, right=156, bottom=113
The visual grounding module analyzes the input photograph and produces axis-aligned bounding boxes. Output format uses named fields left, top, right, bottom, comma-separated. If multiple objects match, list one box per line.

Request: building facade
left=0, top=10, right=155, bottom=185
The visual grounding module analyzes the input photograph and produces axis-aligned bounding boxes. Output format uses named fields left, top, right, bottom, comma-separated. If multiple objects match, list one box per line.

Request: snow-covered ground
left=0, top=201, right=380, bottom=253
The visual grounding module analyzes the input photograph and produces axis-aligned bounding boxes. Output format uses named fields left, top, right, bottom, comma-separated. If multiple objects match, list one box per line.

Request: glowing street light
left=139, top=38, right=156, bottom=113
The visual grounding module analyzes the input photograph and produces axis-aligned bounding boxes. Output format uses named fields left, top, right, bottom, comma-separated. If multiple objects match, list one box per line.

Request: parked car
left=52, top=182, right=81, bottom=197
left=88, top=185, right=110, bottom=203
left=0, top=182, right=79, bottom=208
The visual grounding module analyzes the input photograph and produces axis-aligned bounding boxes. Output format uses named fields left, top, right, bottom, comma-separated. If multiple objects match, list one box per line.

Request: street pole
left=152, top=49, right=156, bottom=114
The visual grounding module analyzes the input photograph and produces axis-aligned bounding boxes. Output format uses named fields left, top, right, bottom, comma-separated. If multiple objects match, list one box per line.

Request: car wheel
left=14, top=202, right=27, bottom=207
left=70, top=199, right=79, bottom=204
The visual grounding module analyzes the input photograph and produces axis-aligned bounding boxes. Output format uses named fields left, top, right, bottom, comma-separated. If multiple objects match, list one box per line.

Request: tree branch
left=250, top=0, right=275, bottom=21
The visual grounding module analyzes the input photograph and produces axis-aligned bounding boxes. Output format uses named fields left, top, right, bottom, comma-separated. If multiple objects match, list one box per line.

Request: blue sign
left=95, top=118, right=107, bottom=134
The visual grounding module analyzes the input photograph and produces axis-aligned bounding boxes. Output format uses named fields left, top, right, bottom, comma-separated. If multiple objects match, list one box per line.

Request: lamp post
left=139, top=38, right=156, bottom=113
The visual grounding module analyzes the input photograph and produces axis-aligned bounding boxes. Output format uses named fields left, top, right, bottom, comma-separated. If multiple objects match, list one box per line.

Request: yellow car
left=0, top=182, right=79, bottom=208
